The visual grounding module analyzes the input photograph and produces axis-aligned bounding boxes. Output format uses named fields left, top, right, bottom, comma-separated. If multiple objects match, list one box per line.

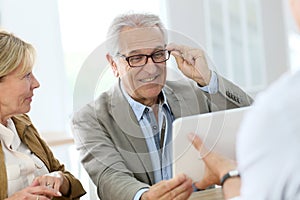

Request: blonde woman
left=0, top=30, right=86, bottom=200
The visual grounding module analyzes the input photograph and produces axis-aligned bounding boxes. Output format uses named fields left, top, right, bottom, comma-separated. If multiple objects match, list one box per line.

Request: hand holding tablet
left=172, top=106, right=251, bottom=182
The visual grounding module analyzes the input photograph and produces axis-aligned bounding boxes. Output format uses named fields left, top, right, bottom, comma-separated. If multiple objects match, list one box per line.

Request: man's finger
left=165, top=177, right=193, bottom=200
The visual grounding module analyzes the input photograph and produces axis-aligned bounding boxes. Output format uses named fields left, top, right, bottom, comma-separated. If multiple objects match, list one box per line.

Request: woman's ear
left=106, top=54, right=119, bottom=77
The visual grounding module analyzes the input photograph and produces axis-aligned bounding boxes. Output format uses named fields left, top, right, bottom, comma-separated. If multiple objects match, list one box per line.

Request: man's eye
left=129, top=56, right=144, bottom=63
left=153, top=51, right=165, bottom=58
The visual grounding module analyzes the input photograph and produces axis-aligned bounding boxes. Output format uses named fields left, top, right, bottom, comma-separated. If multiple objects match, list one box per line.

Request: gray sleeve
left=71, top=104, right=149, bottom=200
left=203, top=73, right=254, bottom=111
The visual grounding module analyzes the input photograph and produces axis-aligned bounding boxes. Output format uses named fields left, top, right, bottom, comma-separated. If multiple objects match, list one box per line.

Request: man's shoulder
left=73, top=91, right=112, bottom=119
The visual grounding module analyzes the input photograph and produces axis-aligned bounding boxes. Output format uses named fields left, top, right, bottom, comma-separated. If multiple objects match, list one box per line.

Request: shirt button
left=153, top=125, right=157, bottom=130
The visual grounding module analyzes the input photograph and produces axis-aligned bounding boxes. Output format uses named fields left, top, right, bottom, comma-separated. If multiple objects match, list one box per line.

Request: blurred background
left=0, top=0, right=299, bottom=199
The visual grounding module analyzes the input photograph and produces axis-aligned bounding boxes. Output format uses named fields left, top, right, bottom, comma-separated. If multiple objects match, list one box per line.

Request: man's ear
left=106, top=53, right=119, bottom=77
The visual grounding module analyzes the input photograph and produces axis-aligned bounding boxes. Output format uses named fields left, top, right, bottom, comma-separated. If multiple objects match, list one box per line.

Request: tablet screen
left=172, top=106, right=251, bottom=181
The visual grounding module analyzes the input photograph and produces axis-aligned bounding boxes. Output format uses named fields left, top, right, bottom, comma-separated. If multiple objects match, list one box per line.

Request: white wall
left=163, top=0, right=207, bottom=47
left=0, top=0, right=71, bottom=141
left=260, top=0, right=290, bottom=85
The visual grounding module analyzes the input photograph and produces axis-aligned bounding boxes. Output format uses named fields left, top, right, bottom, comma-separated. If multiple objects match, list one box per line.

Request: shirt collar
left=0, top=118, right=21, bottom=149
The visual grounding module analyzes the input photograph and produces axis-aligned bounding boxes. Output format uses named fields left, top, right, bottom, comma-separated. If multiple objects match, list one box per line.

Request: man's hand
left=166, top=43, right=211, bottom=86
left=141, top=174, right=193, bottom=200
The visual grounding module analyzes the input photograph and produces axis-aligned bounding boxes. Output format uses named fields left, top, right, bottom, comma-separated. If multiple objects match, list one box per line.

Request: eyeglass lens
left=127, top=50, right=170, bottom=67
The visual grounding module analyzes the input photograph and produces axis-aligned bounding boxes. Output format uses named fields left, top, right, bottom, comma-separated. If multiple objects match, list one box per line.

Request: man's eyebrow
left=127, top=46, right=165, bottom=55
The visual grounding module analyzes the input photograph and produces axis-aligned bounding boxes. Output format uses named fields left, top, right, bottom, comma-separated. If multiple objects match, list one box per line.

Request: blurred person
left=189, top=0, right=300, bottom=199
left=0, top=30, right=86, bottom=200
left=72, top=13, right=253, bottom=200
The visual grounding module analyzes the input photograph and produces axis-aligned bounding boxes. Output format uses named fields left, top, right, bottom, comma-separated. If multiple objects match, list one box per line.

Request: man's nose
left=143, top=57, right=157, bottom=73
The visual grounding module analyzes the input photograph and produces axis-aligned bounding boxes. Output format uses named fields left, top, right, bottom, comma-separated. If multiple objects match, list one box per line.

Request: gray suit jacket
left=72, top=75, right=253, bottom=200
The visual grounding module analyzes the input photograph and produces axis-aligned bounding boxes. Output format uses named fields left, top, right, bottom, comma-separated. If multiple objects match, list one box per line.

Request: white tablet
left=172, top=106, right=251, bottom=182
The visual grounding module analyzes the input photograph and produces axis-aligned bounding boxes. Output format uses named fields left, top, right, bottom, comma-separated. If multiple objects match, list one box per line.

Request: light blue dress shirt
left=121, top=85, right=174, bottom=183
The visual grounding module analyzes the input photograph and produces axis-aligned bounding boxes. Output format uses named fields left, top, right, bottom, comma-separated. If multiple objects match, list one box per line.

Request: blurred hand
left=141, top=174, right=193, bottom=200
left=188, top=133, right=237, bottom=189
left=166, top=43, right=211, bottom=86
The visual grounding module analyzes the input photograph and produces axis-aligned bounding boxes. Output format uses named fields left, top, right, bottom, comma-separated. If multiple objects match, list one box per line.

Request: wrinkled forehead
left=118, top=26, right=165, bottom=55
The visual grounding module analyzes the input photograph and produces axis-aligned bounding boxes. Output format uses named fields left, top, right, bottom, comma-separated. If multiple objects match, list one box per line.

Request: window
left=289, top=32, right=300, bottom=72
left=203, top=0, right=266, bottom=90
left=163, top=0, right=290, bottom=96
left=284, top=0, right=300, bottom=72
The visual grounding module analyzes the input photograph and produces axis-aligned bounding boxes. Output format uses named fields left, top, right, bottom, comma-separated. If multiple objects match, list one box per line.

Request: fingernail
left=187, top=133, right=194, bottom=141
left=56, top=191, right=62, bottom=196
left=179, top=173, right=186, bottom=180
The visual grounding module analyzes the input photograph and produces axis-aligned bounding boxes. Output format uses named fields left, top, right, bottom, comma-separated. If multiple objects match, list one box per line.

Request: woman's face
left=0, top=64, right=40, bottom=119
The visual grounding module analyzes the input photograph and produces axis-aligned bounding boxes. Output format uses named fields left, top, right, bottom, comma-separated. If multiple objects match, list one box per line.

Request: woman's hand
left=31, top=171, right=64, bottom=191
left=31, top=171, right=70, bottom=196
left=5, top=185, right=61, bottom=200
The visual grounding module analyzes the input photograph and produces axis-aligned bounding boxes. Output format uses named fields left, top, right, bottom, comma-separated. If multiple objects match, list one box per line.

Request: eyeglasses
left=119, top=49, right=171, bottom=68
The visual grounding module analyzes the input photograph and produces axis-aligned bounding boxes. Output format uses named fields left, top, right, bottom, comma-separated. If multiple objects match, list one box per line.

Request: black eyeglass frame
left=118, top=49, right=171, bottom=68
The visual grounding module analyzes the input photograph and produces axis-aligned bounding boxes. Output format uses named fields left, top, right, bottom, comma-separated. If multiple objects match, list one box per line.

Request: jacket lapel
left=109, top=80, right=155, bottom=184
left=0, top=142, right=8, bottom=199
left=163, top=82, right=195, bottom=119
left=12, top=115, right=51, bottom=171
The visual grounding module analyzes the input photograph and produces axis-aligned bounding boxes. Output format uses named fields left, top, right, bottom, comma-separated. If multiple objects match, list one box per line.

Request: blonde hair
left=0, top=30, right=36, bottom=81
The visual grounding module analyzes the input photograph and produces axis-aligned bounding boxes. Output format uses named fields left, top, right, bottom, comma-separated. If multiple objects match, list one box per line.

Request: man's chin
left=140, top=87, right=163, bottom=100
left=139, top=80, right=164, bottom=88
